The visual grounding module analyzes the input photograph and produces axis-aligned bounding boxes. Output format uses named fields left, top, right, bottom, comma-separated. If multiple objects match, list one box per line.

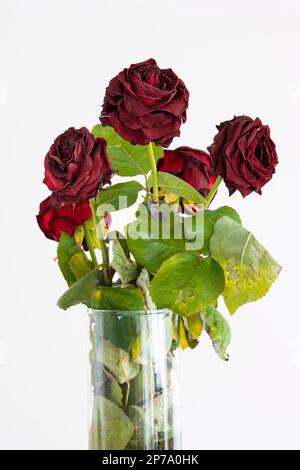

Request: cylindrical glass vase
left=88, top=309, right=181, bottom=450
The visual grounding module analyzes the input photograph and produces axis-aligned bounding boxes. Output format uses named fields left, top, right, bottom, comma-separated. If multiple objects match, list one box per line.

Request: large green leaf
left=147, top=172, right=206, bottom=205
left=201, top=305, right=231, bottom=361
left=126, top=205, right=201, bottom=273
left=92, top=125, right=163, bottom=176
left=111, top=238, right=140, bottom=286
left=57, top=232, right=82, bottom=286
left=185, top=206, right=242, bottom=256
left=210, top=216, right=281, bottom=314
left=96, top=339, right=139, bottom=384
left=89, top=396, right=134, bottom=450
left=96, top=181, right=143, bottom=216
left=90, top=286, right=145, bottom=311
left=150, top=253, right=225, bottom=317
left=57, top=269, right=104, bottom=310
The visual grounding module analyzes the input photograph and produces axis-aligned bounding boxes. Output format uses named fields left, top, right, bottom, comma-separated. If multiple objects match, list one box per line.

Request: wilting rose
left=158, top=146, right=216, bottom=197
left=36, top=196, right=92, bottom=242
left=100, top=58, right=189, bottom=147
left=208, top=116, right=278, bottom=197
left=43, top=127, right=112, bottom=203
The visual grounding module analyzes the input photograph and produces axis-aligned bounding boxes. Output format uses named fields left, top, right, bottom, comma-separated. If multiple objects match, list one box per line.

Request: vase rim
left=88, top=308, right=172, bottom=317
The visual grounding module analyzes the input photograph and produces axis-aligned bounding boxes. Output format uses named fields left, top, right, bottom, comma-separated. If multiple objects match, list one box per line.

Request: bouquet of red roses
left=37, top=59, right=281, bottom=450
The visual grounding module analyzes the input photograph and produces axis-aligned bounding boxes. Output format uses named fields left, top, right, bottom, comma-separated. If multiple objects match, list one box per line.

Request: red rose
left=36, top=196, right=92, bottom=242
left=158, top=146, right=216, bottom=197
left=208, top=116, right=278, bottom=197
left=43, top=127, right=112, bottom=204
left=100, top=58, right=189, bottom=147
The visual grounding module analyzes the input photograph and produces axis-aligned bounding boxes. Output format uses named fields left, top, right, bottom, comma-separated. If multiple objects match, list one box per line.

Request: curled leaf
left=201, top=305, right=231, bottom=361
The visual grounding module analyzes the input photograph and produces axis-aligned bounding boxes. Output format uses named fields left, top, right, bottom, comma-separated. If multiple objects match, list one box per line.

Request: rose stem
left=99, top=238, right=111, bottom=286
left=204, top=176, right=222, bottom=209
left=124, top=380, right=130, bottom=407
left=147, top=142, right=159, bottom=203
left=89, top=198, right=111, bottom=286
left=83, top=221, right=98, bottom=268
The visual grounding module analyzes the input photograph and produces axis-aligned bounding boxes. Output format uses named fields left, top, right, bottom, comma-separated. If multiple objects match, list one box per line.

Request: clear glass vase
left=88, top=309, right=181, bottom=450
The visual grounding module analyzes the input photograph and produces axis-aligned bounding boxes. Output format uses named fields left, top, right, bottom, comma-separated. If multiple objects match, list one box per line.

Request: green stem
left=124, top=381, right=130, bottom=407
left=99, top=238, right=111, bottom=286
left=89, top=198, right=111, bottom=286
left=147, top=142, right=159, bottom=203
left=204, top=176, right=222, bottom=209
left=83, top=222, right=98, bottom=268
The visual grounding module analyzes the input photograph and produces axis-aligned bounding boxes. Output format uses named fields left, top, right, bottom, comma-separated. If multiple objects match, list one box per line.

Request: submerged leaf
left=128, top=367, right=155, bottom=406
left=89, top=396, right=133, bottom=450
left=96, top=339, right=139, bottom=384
left=126, top=405, right=154, bottom=449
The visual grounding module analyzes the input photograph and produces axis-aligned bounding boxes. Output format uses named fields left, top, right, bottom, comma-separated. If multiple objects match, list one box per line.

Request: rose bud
left=36, top=196, right=92, bottom=242
left=208, top=115, right=278, bottom=197
left=100, top=58, right=189, bottom=148
left=158, top=146, right=216, bottom=197
left=43, top=127, right=112, bottom=204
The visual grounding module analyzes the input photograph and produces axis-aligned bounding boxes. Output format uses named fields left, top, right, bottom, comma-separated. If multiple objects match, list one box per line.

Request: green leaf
left=136, top=268, right=157, bottom=310
left=57, top=270, right=103, bottom=310
left=126, top=205, right=201, bottom=273
left=147, top=171, right=206, bottom=205
left=92, top=124, right=163, bottom=176
left=90, top=349, right=123, bottom=406
left=130, top=311, right=172, bottom=364
left=184, top=206, right=242, bottom=256
left=210, top=216, right=281, bottom=314
left=150, top=253, right=225, bottom=317
left=90, top=286, right=145, bottom=311
left=153, top=391, right=173, bottom=432
left=128, top=367, right=155, bottom=406
left=73, top=225, right=85, bottom=246
left=111, top=238, right=140, bottom=286
left=69, top=251, right=94, bottom=280
left=96, top=339, right=139, bottom=384
left=178, top=317, right=190, bottom=350
left=96, top=181, right=143, bottom=216
left=201, top=305, right=231, bottom=361
left=187, top=313, right=203, bottom=340
left=89, top=396, right=134, bottom=450
left=99, top=368, right=123, bottom=406
left=126, top=405, right=155, bottom=449
left=177, top=316, right=199, bottom=350
left=57, top=232, right=81, bottom=286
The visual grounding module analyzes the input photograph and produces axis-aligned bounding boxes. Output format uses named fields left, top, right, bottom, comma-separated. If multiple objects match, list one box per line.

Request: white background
left=0, top=0, right=299, bottom=450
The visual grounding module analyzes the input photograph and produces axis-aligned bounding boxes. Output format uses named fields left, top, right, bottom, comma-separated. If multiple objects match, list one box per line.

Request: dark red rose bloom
left=208, top=116, right=278, bottom=197
left=158, top=146, right=216, bottom=197
left=43, top=127, right=112, bottom=203
left=36, top=196, right=92, bottom=242
left=100, top=58, right=189, bottom=147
